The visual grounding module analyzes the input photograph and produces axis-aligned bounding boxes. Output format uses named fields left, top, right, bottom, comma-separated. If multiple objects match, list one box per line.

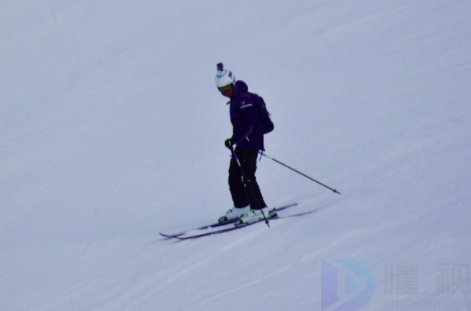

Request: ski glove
left=224, top=138, right=233, bottom=150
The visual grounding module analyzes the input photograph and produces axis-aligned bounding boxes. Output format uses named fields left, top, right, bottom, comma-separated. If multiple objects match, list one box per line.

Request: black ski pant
left=228, top=147, right=267, bottom=209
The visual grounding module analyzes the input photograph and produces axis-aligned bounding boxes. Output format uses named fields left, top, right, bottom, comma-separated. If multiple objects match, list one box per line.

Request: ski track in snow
left=300, top=234, right=352, bottom=262
left=183, top=265, right=294, bottom=311
left=322, top=0, right=428, bottom=37
left=78, top=154, right=159, bottom=255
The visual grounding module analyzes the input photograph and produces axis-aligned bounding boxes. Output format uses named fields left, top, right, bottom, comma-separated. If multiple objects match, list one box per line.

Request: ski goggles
left=218, top=84, right=233, bottom=94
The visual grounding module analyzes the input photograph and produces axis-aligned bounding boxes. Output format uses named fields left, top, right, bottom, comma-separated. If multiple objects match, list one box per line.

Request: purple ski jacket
left=228, top=81, right=264, bottom=150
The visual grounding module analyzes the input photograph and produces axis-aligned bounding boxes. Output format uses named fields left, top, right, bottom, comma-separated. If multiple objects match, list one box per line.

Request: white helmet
left=215, top=63, right=235, bottom=88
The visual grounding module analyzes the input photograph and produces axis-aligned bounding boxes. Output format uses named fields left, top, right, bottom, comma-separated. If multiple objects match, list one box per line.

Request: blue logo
left=321, top=259, right=375, bottom=311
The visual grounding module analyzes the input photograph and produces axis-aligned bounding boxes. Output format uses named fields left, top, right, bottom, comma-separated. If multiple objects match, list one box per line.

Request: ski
left=173, top=208, right=318, bottom=240
left=159, top=218, right=237, bottom=238
left=160, top=203, right=298, bottom=238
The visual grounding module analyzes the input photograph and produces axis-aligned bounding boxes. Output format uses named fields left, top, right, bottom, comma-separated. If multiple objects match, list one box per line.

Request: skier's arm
left=231, top=97, right=256, bottom=145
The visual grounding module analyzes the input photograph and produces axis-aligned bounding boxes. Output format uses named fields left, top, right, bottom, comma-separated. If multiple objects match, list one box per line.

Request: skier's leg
left=228, top=147, right=250, bottom=208
left=241, top=149, right=267, bottom=209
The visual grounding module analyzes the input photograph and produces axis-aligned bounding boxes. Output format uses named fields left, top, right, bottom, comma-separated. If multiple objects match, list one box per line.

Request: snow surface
left=1, top=0, right=471, bottom=310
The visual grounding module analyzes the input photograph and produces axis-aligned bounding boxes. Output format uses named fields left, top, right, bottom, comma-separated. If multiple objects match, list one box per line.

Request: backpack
left=248, top=92, right=274, bottom=134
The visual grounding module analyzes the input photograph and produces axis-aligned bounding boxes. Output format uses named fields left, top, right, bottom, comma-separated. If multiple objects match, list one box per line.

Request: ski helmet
left=215, top=63, right=235, bottom=88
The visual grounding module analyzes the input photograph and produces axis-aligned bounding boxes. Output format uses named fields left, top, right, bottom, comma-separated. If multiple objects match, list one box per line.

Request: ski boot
left=235, top=207, right=271, bottom=226
left=218, top=205, right=251, bottom=223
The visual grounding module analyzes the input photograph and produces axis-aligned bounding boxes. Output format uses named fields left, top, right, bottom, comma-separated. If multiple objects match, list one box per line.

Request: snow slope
left=1, top=0, right=471, bottom=310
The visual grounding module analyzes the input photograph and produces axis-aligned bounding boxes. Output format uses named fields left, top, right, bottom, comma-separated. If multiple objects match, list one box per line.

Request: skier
left=215, top=64, right=269, bottom=224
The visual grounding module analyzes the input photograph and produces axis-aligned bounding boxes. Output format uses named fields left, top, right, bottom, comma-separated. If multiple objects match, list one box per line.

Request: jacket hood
left=233, top=80, right=248, bottom=95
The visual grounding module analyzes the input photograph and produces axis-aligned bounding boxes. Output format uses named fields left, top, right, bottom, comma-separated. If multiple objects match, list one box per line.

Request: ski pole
left=231, top=148, right=270, bottom=228
left=259, top=151, right=341, bottom=195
